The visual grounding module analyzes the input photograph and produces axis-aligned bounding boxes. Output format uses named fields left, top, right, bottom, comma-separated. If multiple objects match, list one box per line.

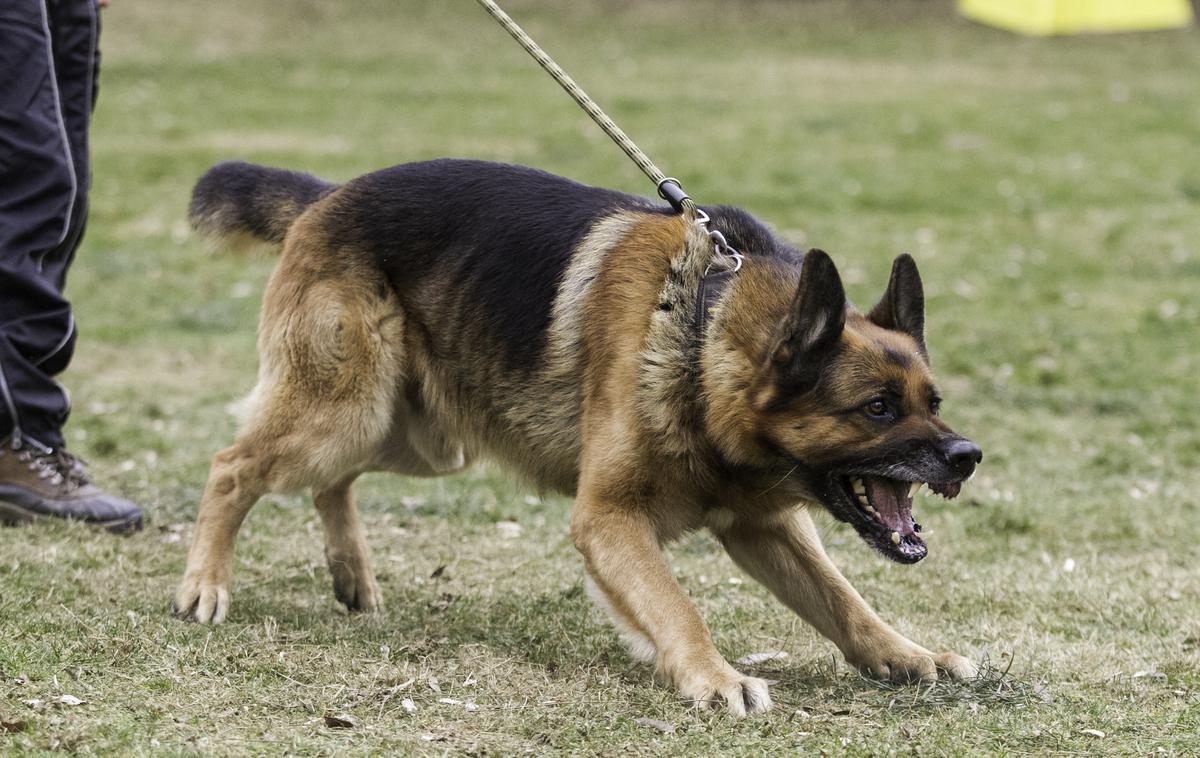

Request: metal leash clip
left=692, top=209, right=744, bottom=276
left=656, top=179, right=744, bottom=275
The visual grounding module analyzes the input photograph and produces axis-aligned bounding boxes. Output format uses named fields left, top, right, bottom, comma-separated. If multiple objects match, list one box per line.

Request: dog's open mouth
left=838, top=475, right=963, bottom=564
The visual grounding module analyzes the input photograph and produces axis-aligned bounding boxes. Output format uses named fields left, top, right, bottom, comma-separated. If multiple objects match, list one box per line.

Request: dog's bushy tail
left=188, top=161, right=337, bottom=251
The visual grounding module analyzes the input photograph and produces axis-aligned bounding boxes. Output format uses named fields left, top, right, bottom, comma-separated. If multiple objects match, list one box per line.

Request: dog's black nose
left=945, top=439, right=982, bottom=478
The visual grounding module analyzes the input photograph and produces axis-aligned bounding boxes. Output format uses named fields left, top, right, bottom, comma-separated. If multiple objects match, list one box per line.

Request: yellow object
left=959, top=0, right=1195, bottom=35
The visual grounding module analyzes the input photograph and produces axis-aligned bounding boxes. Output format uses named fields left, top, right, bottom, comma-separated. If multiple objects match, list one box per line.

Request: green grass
left=3, top=0, right=1200, bottom=753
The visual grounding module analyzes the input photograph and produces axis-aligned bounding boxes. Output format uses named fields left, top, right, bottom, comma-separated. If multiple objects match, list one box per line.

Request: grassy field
left=3, top=0, right=1199, bottom=753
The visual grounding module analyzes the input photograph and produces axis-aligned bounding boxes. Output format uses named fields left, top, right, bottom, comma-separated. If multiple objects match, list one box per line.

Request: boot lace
left=16, top=447, right=91, bottom=491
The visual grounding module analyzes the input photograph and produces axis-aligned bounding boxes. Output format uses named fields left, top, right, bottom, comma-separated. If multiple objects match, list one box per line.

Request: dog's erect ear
left=869, top=254, right=927, bottom=359
left=769, top=249, right=847, bottom=394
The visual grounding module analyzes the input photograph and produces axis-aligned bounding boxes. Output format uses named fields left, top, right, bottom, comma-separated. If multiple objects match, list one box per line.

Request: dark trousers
left=0, top=0, right=100, bottom=451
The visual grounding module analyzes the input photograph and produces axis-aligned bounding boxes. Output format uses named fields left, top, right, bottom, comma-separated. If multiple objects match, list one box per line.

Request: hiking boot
left=0, top=440, right=143, bottom=534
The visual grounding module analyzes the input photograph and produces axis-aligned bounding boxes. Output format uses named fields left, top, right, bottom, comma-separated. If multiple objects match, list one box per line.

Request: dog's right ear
left=765, top=249, right=847, bottom=397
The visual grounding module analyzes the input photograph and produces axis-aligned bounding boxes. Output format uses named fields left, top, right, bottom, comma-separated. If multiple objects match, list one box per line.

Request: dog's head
left=744, top=250, right=980, bottom=563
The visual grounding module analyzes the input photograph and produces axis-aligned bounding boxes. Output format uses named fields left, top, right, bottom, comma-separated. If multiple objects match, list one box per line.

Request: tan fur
left=175, top=193, right=974, bottom=717
left=716, top=507, right=974, bottom=682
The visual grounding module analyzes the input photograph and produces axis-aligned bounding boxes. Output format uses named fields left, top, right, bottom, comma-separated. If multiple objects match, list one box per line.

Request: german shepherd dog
left=175, top=159, right=983, bottom=715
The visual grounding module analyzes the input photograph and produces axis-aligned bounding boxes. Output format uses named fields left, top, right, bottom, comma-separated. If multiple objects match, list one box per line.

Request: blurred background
left=4, top=1, right=1198, bottom=753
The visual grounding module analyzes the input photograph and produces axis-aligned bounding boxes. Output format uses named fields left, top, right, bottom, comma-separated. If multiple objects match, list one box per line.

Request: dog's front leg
left=571, top=495, right=772, bottom=716
left=717, top=507, right=977, bottom=683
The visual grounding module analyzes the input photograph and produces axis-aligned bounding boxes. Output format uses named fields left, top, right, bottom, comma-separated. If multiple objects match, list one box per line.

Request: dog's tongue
left=864, top=476, right=916, bottom=536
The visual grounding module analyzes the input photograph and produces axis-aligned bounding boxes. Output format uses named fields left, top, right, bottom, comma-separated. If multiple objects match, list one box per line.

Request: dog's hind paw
left=172, top=576, right=231, bottom=624
left=327, top=557, right=383, bottom=613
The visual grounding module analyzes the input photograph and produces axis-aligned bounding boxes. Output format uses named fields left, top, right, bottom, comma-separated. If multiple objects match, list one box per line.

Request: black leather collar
left=693, top=266, right=740, bottom=332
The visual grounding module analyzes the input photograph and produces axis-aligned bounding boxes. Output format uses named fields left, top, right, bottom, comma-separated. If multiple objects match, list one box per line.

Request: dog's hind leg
left=313, top=473, right=382, bottom=613
left=174, top=209, right=404, bottom=624
left=173, top=441, right=271, bottom=623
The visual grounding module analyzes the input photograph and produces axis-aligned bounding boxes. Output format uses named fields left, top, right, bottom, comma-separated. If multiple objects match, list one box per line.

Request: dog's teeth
left=909, top=482, right=923, bottom=498
left=852, top=478, right=866, bottom=495
left=864, top=505, right=875, bottom=515
left=890, top=531, right=901, bottom=545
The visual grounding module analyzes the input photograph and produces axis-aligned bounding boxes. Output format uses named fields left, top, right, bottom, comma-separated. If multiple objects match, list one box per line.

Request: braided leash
left=474, top=0, right=742, bottom=272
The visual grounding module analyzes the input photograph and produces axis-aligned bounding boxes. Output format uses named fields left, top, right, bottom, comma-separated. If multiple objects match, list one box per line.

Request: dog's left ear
left=869, top=254, right=927, bottom=359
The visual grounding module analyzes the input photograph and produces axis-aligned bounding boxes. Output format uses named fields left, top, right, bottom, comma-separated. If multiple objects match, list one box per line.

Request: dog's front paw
left=853, top=648, right=938, bottom=683
left=931, top=651, right=978, bottom=680
left=848, top=634, right=976, bottom=683
left=172, top=573, right=231, bottom=624
left=670, top=657, right=773, bottom=717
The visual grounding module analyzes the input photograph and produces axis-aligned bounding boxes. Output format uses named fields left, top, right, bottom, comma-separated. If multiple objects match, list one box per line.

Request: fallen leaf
left=1080, top=728, right=1106, bottom=738
left=391, top=677, right=415, bottom=692
left=634, top=717, right=676, bottom=734
left=1033, top=684, right=1055, bottom=703
left=21, top=699, right=41, bottom=708
left=736, top=651, right=789, bottom=666
left=401, top=698, right=417, bottom=715
left=426, top=677, right=441, bottom=693
left=428, top=592, right=454, bottom=611
left=323, top=714, right=355, bottom=729
left=438, top=698, right=462, bottom=706
left=55, top=695, right=85, bottom=707
left=495, top=520, right=522, bottom=539
left=430, top=565, right=446, bottom=579
left=1, top=719, right=27, bottom=733
left=1133, top=670, right=1168, bottom=682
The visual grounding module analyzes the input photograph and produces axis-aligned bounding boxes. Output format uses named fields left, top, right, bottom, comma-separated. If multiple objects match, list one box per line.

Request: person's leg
left=0, top=0, right=140, bottom=532
left=0, top=0, right=86, bottom=450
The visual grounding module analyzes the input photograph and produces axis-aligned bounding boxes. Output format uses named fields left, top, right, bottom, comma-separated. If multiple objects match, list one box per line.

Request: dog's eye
left=930, top=397, right=942, bottom=415
left=865, top=399, right=891, bottom=418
